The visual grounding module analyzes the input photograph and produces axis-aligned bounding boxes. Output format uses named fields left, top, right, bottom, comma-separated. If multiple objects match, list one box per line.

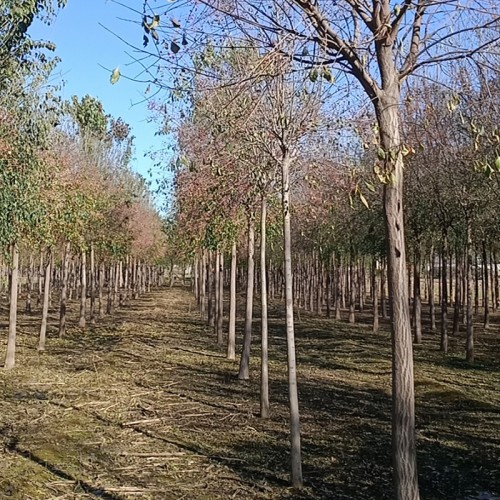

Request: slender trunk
left=227, top=242, right=237, bottom=360
left=79, top=250, right=87, bottom=328
left=214, top=249, right=223, bottom=344
left=208, top=250, right=215, bottom=327
left=25, top=253, right=33, bottom=313
left=466, top=225, right=474, bottom=363
left=114, top=261, right=120, bottom=308
left=494, top=252, right=499, bottom=311
left=214, top=250, right=220, bottom=339
left=59, top=241, right=71, bottom=338
left=37, top=251, right=43, bottom=308
left=381, top=259, right=388, bottom=319
left=335, top=257, right=341, bottom=320
left=348, top=250, right=356, bottom=323
left=89, top=244, right=96, bottom=324
left=474, top=251, right=479, bottom=314
left=194, top=254, right=199, bottom=303
left=238, top=215, right=255, bottom=380
left=413, top=244, right=422, bottom=344
left=98, top=262, right=104, bottom=318
left=200, top=250, right=206, bottom=319
left=260, top=196, right=269, bottom=419
left=452, top=247, right=461, bottom=336
left=4, top=244, right=19, bottom=369
left=441, top=233, right=448, bottom=352
left=429, top=247, right=436, bottom=332
left=217, top=252, right=224, bottom=345
left=281, top=152, right=302, bottom=488
left=483, top=241, right=490, bottom=329
left=372, top=259, right=379, bottom=333
left=107, top=264, right=114, bottom=314
left=39, top=249, right=52, bottom=352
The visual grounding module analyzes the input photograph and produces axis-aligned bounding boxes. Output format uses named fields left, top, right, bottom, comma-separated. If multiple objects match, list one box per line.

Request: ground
left=0, top=286, right=499, bottom=499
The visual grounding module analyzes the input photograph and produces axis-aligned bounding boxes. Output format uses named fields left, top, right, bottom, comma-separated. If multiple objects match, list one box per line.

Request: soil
left=1, top=286, right=499, bottom=499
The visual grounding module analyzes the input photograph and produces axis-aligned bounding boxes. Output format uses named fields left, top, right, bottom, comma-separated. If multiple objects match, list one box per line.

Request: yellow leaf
left=110, top=67, right=121, bottom=84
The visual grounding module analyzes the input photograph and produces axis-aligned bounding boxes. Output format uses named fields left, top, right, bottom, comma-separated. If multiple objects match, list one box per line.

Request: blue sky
left=30, top=1, right=171, bottom=184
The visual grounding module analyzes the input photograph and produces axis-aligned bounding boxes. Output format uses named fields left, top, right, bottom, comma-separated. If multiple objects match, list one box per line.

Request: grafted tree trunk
left=376, top=83, right=418, bottom=499
left=238, top=214, right=255, bottom=380
left=4, top=243, right=19, bottom=369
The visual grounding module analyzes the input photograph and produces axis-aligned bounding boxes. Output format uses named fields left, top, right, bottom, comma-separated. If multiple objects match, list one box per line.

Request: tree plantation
left=1, top=1, right=499, bottom=499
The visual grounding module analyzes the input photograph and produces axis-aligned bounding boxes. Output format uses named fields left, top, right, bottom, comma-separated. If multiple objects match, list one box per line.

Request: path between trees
left=1, top=286, right=499, bottom=499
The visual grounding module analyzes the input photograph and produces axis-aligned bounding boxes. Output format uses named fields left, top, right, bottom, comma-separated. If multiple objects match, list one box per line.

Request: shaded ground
left=1, top=286, right=499, bottom=499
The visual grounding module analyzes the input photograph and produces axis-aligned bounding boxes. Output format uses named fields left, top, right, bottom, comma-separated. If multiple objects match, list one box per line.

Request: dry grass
left=0, top=286, right=499, bottom=499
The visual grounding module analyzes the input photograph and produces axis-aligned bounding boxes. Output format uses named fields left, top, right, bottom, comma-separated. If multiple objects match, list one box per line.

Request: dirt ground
left=1, top=286, right=499, bottom=499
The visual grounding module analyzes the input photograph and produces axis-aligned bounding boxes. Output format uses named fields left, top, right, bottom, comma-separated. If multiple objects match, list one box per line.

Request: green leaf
left=309, top=68, right=318, bottom=82
left=110, top=67, right=121, bottom=85
left=377, top=147, right=386, bottom=160
left=359, top=192, right=369, bottom=209
left=495, top=156, right=500, bottom=172
left=151, top=14, right=160, bottom=29
left=322, top=67, right=335, bottom=83
left=364, top=181, right=376, bottom=192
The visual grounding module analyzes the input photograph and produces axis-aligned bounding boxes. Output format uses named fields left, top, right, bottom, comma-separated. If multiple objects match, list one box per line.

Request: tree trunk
left=429, top=247, right=436, bottom=332
left=483, top=241, right=490, bottom=329
left=208, top=250, right=215, bottom=327
left=25, top=253, right=33, bottom=313
left=37, top=250, right=43, bottom=308
left=413, top=245, right=422, bottom=344
left=200, top=250, right=206, bottom=319
left=376, top=86, right=419, bottom=499
left=90, top=243, right=96, bottom=324
left=466, top=225, right=474, bottom=363
left=79, top=249, right=87, bottom=328
left=238, top=215, right=255, bottom=380
left=281, top=152, right=303, bottom=488
left=39, top=249, right=52, bottom=352
left=218, top=253, right=224, bottom=343
left=372, top=259, right=379, bottom=333
left=260, top=196, right=269, bottom=418
left=228, top=242, right=237, bottom=360
left=98, top=262, right=104, bottom=318
left=4, top=243, right=19, bottom=369
left=441, top=233, right=448, bottom=352
left=348, top=250, right=356, bottom=323
left=59, top=241, right=71, bottom=338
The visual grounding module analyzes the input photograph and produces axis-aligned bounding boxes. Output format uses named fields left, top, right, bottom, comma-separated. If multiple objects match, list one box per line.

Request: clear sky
left=29, top=0, right=171, bottom=184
